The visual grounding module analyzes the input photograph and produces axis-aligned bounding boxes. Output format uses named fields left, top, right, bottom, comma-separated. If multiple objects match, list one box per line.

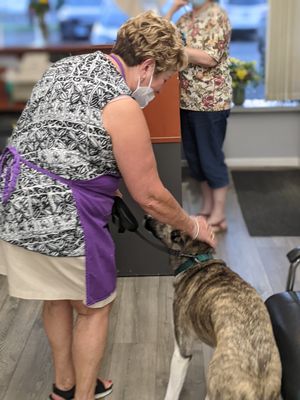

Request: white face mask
left=190, top=0, right=206, bottom=8
left=132, top=72, right=155, bottom=109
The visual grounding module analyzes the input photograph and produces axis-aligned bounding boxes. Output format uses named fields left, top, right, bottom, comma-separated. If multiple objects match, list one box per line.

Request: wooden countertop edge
left=151, top=137, right=181, bottom=144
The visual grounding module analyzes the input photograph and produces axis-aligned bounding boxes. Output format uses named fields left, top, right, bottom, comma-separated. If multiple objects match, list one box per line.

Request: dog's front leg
left=164, top=341, right=191, bottom=400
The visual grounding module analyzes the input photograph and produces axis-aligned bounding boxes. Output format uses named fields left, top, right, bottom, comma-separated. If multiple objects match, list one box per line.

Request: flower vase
left=233, top=85, right=246, bottom=106
left=33, top=14, right=48, bottom=46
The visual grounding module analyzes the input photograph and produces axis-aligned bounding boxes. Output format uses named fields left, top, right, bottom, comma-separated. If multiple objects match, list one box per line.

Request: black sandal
left=95, top=379, right=113, bottom=399
left=49, top=379, right=113, bottom=400
left=49, top=384, right=75, bottom=400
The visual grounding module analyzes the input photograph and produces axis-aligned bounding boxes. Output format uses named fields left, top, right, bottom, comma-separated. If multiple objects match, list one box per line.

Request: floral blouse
left=177, top=3, right=232, bottom=111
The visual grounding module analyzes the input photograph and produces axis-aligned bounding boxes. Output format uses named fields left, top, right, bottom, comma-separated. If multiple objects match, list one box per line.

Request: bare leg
left=43, top=300, right=113, bottom=400
left=208, top=186, right=228, bottom=230
left=199, top=181, right=213, bottom=215
left=71, top=300, right=112, bottom=400
left=164, top=341, right=191, bottom=400
left=43, top=300, right=75, bottom=391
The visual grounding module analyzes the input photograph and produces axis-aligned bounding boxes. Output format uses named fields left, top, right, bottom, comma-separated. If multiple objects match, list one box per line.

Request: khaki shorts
left=0, top=239, right=116, bottom=308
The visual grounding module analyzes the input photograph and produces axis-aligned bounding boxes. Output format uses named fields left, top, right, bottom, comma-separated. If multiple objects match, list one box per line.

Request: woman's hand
left=191, top=215, right=216, bottom=248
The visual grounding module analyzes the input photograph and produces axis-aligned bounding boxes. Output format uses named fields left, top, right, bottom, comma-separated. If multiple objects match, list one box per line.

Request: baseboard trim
left=181, top=158, right=300, bottom=169
left=226, top=157, right=300, bottom=168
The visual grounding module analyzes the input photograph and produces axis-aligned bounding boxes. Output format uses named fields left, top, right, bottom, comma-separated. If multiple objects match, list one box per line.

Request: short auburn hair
left=112, top=11, right=187, bottom=74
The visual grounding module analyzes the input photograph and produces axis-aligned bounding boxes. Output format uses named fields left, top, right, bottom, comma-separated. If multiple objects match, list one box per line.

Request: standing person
left=166, top=0, right=232, bottom=233
left=0, top=11, right=216, bottom=400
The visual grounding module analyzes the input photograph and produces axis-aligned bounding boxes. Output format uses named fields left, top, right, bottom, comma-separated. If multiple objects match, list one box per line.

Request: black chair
left=265, top=247, right=300, bottom=400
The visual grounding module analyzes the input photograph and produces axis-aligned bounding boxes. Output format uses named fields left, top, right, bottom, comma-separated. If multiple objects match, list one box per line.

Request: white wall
left=225, top=107, right=300, bottom=168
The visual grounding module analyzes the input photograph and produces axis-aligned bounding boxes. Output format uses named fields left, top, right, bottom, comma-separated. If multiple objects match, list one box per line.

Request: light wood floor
left=0, top=172, right=299, bottom=400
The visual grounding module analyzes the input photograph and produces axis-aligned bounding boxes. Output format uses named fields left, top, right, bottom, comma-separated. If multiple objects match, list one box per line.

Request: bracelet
left=192, top=217, right=200, bottom=240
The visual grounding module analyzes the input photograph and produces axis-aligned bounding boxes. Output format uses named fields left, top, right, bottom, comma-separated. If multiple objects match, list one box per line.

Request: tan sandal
left=197, top=212, right=210, bottom=219
left=211, top=219, right=227, bottom=234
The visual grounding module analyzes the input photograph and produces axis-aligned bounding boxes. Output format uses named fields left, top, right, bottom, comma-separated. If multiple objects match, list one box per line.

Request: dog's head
left=144, top=215, right=212, bottom=265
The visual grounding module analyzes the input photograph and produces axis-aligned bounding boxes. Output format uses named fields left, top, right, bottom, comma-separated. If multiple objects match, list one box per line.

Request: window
left=227, top=0, right=266, bottom=5
left=0, top=0, right=268, bottom=100
left=219, top=0, right=268, bottom=100
left=0, top=0, right=128, bottom=46
left=61, top=0, right=102, bottom=5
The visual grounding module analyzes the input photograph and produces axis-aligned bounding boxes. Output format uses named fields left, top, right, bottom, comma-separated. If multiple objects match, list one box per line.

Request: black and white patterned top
left=0, top=51, right=131, bottom=256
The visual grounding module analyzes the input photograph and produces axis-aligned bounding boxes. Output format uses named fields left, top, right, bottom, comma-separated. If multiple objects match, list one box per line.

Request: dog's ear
left=170, top=230, right=185, bottom=246
left=192, top=239, right=214, bottom=255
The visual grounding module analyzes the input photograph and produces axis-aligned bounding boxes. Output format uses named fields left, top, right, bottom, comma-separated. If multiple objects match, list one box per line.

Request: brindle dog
left=144, top=216, right=281, bottom=400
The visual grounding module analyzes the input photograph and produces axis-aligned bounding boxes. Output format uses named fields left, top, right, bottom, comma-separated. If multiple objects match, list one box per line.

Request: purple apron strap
left=109, top=54, right=126, bottom=79
left=0, top=146, right=70, bottom=204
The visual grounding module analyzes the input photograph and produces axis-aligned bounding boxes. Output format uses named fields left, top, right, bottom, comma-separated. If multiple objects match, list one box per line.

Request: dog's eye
left=171, top=230, right=181, bottom=242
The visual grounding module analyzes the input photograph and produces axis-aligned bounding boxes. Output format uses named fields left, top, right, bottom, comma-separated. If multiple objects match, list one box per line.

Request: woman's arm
left=185, top=7, right=231, bottom=68
left=165, top=0, right=189, bottom=20
left=164, top=1, right=216, bottom=68
left=185, top=47, right=218, bottom=67
left=102, top=97, right=215, bottom=246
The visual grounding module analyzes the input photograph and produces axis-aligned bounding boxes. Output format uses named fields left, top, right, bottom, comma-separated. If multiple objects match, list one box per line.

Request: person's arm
left=165, top=0, right=188, bottom=20
left=187, top=8, right=231, bottom=68
left=164, top=1, right=217, bottom=68
left=102, top=97, right=215, bottom=247
left=185, top=47, right=218, bottom=67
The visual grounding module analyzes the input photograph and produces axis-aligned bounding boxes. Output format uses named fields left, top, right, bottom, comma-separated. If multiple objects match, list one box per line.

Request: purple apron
left=0, top=146, right=120, bottom=306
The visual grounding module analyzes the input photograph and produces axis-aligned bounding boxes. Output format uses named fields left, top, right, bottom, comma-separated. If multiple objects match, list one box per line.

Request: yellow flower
left=236, top=68, right=248, bottom=81
left=230, top=57, right=240, bottom=64
left=39, top=0, right=49, bottom=4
